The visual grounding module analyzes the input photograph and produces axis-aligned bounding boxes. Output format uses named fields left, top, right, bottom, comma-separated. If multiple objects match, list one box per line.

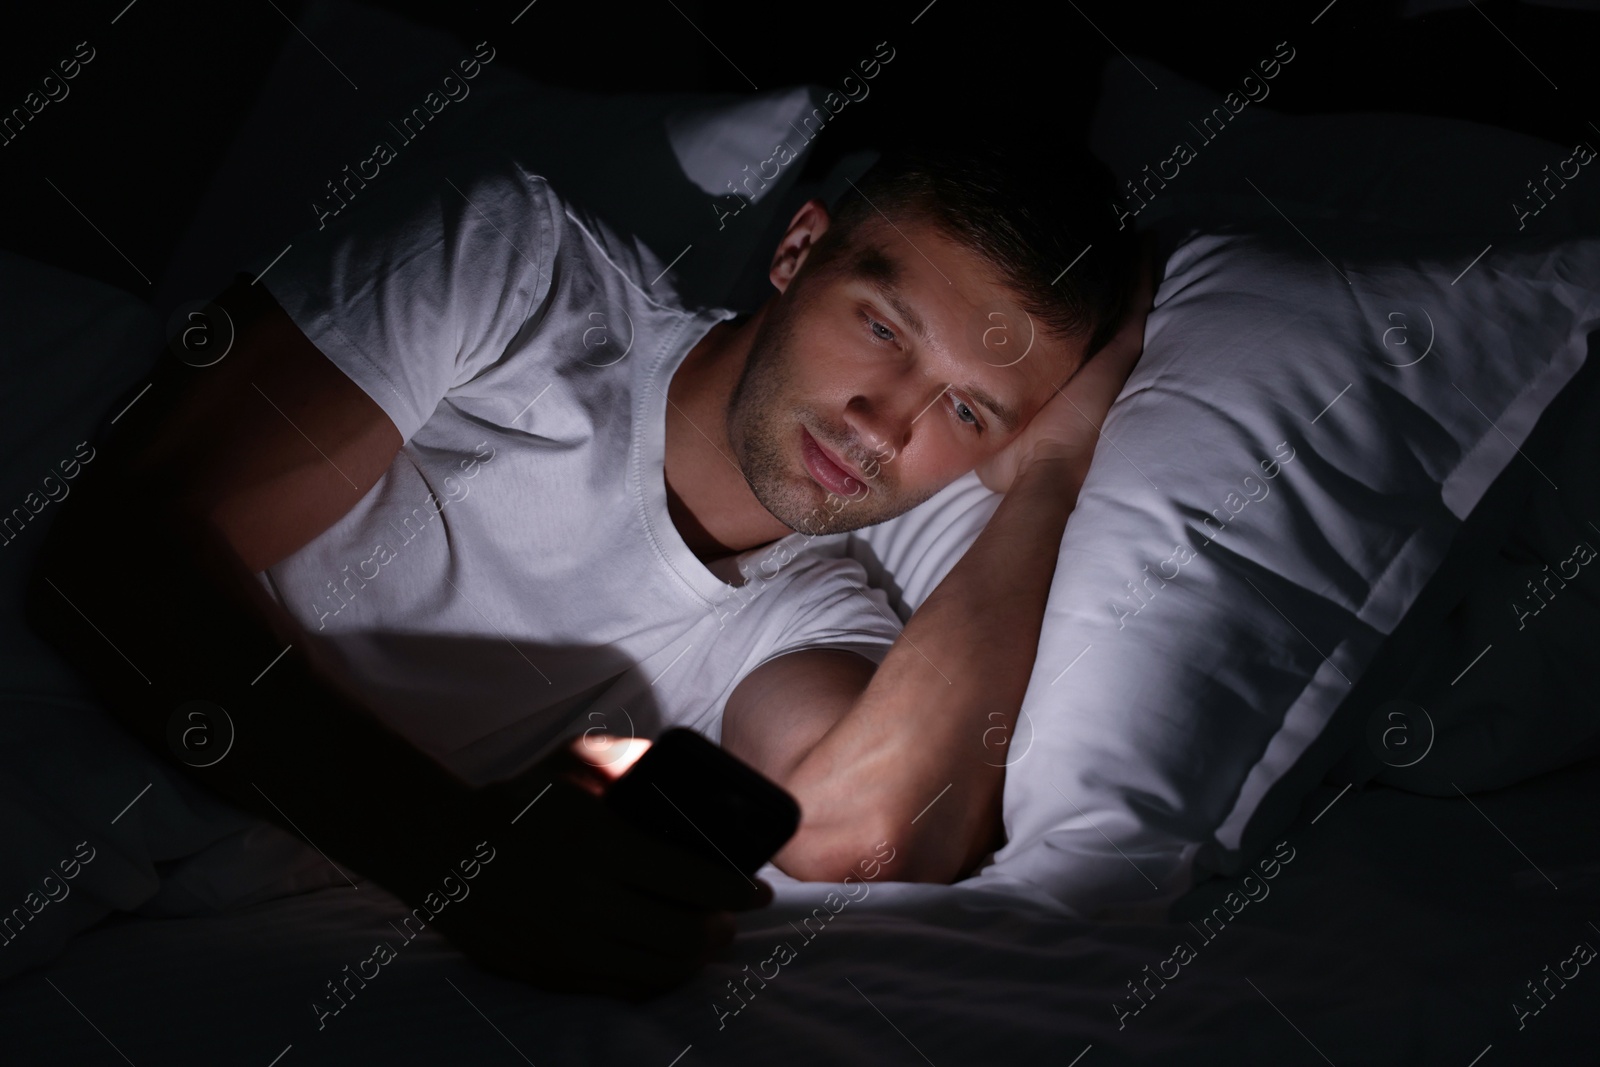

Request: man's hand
left=417, top=734, right=773, bottom=1001
left=976, top=236, right=1156, bottom=495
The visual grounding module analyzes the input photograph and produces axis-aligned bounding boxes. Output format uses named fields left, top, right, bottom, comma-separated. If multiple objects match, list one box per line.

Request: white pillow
left=1014, top=228, right=1594, bottom=912
left=844, top=60, right=1600, bottom=918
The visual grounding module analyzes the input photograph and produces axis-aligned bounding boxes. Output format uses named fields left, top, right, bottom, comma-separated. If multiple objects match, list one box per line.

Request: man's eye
left=860, top=311, right=896, bottom=344
left=950, top=394, right=981, bottom=430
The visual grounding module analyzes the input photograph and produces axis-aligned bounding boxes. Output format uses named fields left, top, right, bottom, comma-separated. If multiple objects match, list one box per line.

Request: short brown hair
left=814, top=139, right=1141, bottom=361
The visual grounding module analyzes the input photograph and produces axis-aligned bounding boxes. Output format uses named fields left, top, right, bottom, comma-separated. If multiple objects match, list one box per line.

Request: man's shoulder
left=533, top=174, right=709, bottom=319
left=450, top=158, right=725, bottom=324
left=386, top=155, right=707, bottom=323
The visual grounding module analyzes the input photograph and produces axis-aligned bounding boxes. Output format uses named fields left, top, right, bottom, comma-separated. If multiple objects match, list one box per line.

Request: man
left=25, top=141, right=1153, bottom=999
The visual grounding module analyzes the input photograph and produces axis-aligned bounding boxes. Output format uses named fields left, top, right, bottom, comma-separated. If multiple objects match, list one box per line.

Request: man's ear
left=769, top=198, right=832, bottom=294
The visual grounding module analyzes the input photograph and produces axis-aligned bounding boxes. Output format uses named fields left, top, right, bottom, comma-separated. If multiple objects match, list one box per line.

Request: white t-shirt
left=246, top=157, right=901, bottom=786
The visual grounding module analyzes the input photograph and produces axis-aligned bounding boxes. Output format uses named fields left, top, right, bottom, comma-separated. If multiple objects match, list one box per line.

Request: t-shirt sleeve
left=245, top=160, right=556, bottom=444
left=744, top=553, right=903, bottom=674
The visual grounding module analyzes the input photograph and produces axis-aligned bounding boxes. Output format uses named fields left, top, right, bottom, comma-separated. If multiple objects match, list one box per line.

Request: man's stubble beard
left=725, top=298, right=938, bottom=537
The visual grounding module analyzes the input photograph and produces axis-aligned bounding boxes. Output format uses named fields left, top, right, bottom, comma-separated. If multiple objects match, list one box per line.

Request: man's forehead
left=849, top=244, right=930, bottom=341
left=844, top=225, right=1023, bottom=340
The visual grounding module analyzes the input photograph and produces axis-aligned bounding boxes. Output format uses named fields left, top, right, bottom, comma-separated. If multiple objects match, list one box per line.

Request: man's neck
left=664, top=312, right=794, bottom=564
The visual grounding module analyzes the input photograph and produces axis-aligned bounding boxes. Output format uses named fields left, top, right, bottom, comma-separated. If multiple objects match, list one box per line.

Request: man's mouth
left=800, top=426, right=864, bottom=497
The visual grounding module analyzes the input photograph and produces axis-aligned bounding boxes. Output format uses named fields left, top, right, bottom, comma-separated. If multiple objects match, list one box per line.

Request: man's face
left=727, top=204, right=1086, bottom=536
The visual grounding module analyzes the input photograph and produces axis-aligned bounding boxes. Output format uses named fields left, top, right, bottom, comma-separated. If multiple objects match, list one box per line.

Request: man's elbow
left=770, top=816, right=904, bottom=885
left=771, top=807, right=994, bottom=886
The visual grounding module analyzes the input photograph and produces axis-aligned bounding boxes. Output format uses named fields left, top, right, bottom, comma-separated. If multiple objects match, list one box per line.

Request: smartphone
left=604, top=728, right=800, bottom=877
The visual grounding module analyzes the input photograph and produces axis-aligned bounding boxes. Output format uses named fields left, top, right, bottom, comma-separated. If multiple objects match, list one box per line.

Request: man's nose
left=844, top=378, right=942, bottom=465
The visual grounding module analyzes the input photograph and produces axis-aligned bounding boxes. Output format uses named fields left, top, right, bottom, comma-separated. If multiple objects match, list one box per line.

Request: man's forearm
left=25, top=470, right=486, bottom=907
left=777, top=455, right=1082, bottom=883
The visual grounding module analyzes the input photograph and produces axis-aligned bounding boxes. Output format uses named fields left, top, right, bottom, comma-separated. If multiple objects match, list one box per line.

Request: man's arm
left=25, top=278, right=765, bottom=995
left=721, top=457, right=1079, bottom=884
left=722, top=240, right=1156, bottom=884
left=24, top=274, right=484, bottom=903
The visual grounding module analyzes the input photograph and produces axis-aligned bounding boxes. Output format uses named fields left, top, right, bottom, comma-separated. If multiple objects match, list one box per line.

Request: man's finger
left=567, top=732, right=652, bottom=782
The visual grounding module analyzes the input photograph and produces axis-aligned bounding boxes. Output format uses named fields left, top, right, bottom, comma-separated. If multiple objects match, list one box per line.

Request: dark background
left=2, top=0, right=1596, bottom=300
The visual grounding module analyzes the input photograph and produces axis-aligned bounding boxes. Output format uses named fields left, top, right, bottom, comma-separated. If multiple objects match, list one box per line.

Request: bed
left=5, top=744, right=1598, bottom=1064
left=4, top=3, right=1599, bottom=1063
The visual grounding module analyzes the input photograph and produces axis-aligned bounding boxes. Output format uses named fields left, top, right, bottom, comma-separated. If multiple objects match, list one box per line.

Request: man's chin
left=745, top=457, right=921, bottom=536
left=766, top=490, right=898, bottom=538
